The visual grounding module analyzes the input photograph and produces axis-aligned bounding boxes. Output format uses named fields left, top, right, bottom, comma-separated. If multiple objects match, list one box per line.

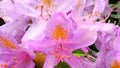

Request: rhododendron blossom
left=0, top=0, right=120, bottom=68
left=22, top=12, right=98, bottom=68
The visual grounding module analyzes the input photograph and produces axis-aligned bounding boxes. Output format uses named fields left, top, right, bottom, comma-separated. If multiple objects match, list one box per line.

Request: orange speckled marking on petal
left=0, top=36, right=17, bottom=49
left=52, top=25, right=68, bottom=40
left=111, top=60, right=120, bottom=68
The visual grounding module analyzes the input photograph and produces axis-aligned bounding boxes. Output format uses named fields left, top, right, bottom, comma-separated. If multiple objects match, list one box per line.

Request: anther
left=55, top=54, right=60, bottom=59
left=64, top=48, right=67, bottom=51
left=108, top=19, right=111, bottom=23
left=4, top=64, right=8, bottom=67
left=61, top=56, right=65, bottom=61
left=55, top=49, right=59, bottom=53
left=13, top=56, right=17, bottom=60
left=11, top=66, right=16, bottom=68
left=67, top=55, right=70, bottom=60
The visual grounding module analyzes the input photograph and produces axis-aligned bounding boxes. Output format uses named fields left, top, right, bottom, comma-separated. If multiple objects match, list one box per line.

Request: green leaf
left=111, top=3, right=120, bottom=8
left=72, top=49, right=86, bottom=57
left=55, top=62, right=70, bottom=68
left=118, top=19, right=120, bottom=26
left=110, top=14, right=120, bottom=19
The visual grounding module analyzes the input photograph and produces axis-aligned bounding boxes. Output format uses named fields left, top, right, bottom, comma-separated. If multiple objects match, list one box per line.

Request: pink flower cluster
left=0, top=0, right=120, bottom=68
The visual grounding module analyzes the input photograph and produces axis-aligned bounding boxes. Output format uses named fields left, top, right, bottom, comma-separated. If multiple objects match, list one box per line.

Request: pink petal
left=23, top=40, right=58, bottom=53
left=43, top=55, right=57, bottom=68
left=64, top=51, right=83, bottom=68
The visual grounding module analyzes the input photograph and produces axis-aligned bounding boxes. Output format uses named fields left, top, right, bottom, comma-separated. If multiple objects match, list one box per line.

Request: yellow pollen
left=42, top=0, right=53, bottom=12
left=111, top=60, right=120, bottom=68
left=0, top=36, right=17, bottom=49
left=42, top=0, right=53, bottom=7
left=52, top=25, right=68, bottom=40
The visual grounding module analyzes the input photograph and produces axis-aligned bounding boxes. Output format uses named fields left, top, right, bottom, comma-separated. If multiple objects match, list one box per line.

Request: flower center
left=42, top=0, right=54, bottom=12
left=42, top=0, right=53, bottom=7
left=50, top=44, right=70, bottom=62
left=52, top=25, right=68, bottom=40
left=111, top=60, right=120, bottom=68
left=0, top=35, right=17, bottom=49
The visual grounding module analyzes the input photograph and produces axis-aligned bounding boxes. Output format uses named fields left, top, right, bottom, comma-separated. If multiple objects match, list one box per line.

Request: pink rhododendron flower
left=22, top=12, right=99, bottom=68
left=71, top=0, right=112, bottom=23
left=0, top=0, right=23, bottom=22
left=0, top=16, right=30, bottom=43
left=13, top=0, right=79, bottom=20
left=0, top=32, right=35, bottom=68
left=0, top=0, right=119, bottom=68
left=95, top=26, right=120, bottom=68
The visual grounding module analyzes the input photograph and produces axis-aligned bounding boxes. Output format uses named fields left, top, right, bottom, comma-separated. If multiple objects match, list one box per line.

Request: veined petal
left=0, top=0, right=21, bottom=22
left=43, top=54, right=57, bottom=68
left=14, top=1, right=41, bottom=18
left=93, top=0, right=106, bottom=15
left=15, top=52, right=35, bottom=68
left=112, top=36, right=120, bottom=51
left=64, top=51, right=83, bottom=68
left=79, top=57, right=96, bottom=68
left=105, top=50, right=120, bottom=68
left=0, top=49, right=35, bottom=68
left=63, top=23, right=98, bottom=50
left=54, top=0, right=79, bottom=13
left=0, top=16, right=30, bottom=43
left=22, top=20, right=47, bottom=42
left=22, top=40, right=58, bottom=53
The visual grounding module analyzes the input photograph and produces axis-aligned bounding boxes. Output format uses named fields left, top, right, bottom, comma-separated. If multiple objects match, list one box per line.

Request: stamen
left=108, top=19, right=111, bottom=23
left=42, top=0, right=53, bottom=7
left=78, top=0, right=81, bottom=9
left=55, top=49, right=59, bottom=53
left=88, top=13, right=93, bottom=18
left=95, top=12, right=101, bottom=16
left=42, top=0, right=53, bottom=12
left=67, top=55, right=70, bottom=60
left=4, top=64, right=8, bottom=68
left=61, top=55, right=65, bottom=61
left=35, top=4, right=41, bottom=9
left=55, top=53, right=61, bottom=59
left=52, top=25, right=68, bottom=40
left=11, top=66, right=16, bottom=68
left=13, top=56, right=17, bottom=60
left=64, top=48, right=67, bottom=51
